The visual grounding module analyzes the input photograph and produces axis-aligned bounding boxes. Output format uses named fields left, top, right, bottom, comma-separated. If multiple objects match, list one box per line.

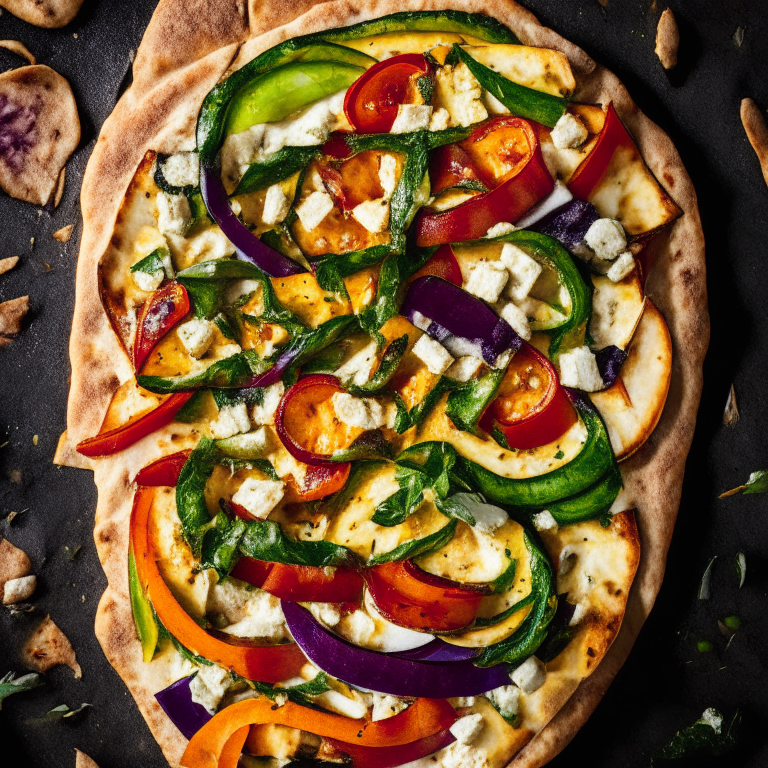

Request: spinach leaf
left=652, top=709, right=740, bottom=764
left=174, top=389, right=211, bottom=423
left=199, top=512, right=248, bottom=577
left=0, top=672, right=43, bottom=709
left=131, top=247, right=168, bottom=276
left=234, top=146, right=319, bottom=196
left=445, top=365, right=506, bottom=434
left=346, top=335, right=407, bottom=395
left=314, top=245, right=392, bottom=296
left=176, top=437, right=220, bottom=549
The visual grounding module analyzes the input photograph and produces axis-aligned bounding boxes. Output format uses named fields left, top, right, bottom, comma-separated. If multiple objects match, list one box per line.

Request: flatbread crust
left=55, top=1, right=708, bottom=765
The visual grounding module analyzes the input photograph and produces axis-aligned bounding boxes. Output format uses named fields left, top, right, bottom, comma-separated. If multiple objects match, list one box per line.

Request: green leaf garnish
left=0, top=672, right=44, bottom=709
left=719, top=469, right=768, bottom=497
left=697, top=556, right=716, bottom=600
left=735, top=551, right=746, bottom=588
left=652, top=708, right=740, bottom=764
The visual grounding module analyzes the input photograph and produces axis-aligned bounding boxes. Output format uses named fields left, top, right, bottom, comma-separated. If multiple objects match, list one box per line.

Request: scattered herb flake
left=554, top=450, right=565, bottom=459
left=733, top=26, right=745, bottom=48
left=735, top=551, right=746, bottom=588
left=37, top=702, right=91, bottom=722
left=64, top=545, right=82, bottom=561
left=696, top=640, right=713, bottom=653
left=723, top=384, right=739, bottom=425
left=723, top=615, right=741, bottom=632
left=652, top=708, right=740, bottom=764
left=698, top=556, right=716, bottom=600
left=720, top=469, right=768, bottom=497
left=0, top=672, right=44, bottom=708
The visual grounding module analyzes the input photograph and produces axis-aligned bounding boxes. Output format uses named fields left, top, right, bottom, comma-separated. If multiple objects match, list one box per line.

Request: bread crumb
left=655, top=9, right=679, bottom=69
left=53, top=224, right=74, bottom=242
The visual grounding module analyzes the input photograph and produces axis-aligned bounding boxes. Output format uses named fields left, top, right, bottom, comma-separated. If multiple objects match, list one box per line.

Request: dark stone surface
left=0, top=1, right=766, bottom=766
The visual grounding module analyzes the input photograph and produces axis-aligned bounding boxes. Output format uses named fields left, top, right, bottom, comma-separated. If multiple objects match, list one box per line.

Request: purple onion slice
left=392, top=639, right=480, bottom=662
left=200, top=162, right=305, bottom=278
left=595, top=345, right=627, bottom=390
left=401, top=276, right=523, bottom=367
left=282, top=600, right=510, bottom=698
left=155, top=675, right=212, bottom=740
left=531, top=198, right=600, bottom=256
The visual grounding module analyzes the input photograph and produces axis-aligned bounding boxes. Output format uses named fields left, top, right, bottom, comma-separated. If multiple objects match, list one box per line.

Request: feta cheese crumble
left=379, top=154, right=398, bottom=199
left=351, top=198, right=390, bottom=233
left=262, top=184, right=290, bottom=226
left=412, top=334, right=454, bottom=375
left=550, top=113, right=589, bottom=149
left=450, top=493, right=508, bottom=534
left=156, top=191, right=191, bottom=236
left=190, top=665, right=231, bottom=714
left=464, top=260, right=509, bottom=304
left=390, top=103, right=433, bottom=133
left=335, top=339, right=378, bottom=387
left=162, top=152, right=200, bottom=188
left=371, top=693, right=410, bottom=722
left=231, top=476, right=285, bottom=520
left=435, top=63, right=488, bottom=127
left=210, top=402, right=252, bottom=439
left=445, top=355, right=483, bottom=382
left=450, top=713, right=485, bottom=744
left=485, top=222, right=516, bottom=238
left=511, top=656, right=547, bottom=694
left=585, top=218, right=627, bottom=261
left=486, top=684, right=520, bottom=718
left=558, top=345, right=604, bottom=392
left=132, top=268, right=164, bottom=292
left=428, top=107, right=451, bottom=131
left=309, top=602, right=342, bottom=627
left=500, top=302, right=531, bottom=341
left=532, top=510, right=558, bottom=532
left=500, top=242, right=542, bottom=302
left=184, top=227, right=236, bottom=261
left=177, top=318, right=215, bottom=359
left=332, top=392, right=387, bottom=430
left=251, top=381, right=284, bottom=425
left=606, top=251, right=636, bottom=282
left=296, top=190, right=334, bottom=231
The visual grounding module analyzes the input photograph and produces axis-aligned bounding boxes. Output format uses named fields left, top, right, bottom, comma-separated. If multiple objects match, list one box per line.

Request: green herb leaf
left=0, top=672, right=44, bottom=709
left=696, top=640, right=714, bottom=653
left=346, top=335, right=408, bottom=395
left=199, top=513, right=248, bottom=577
left=722, top=615, right=741, bottom=632
left=233, top=146, right=319, bottom=196
left=652, top=709, right=740, bottom=764
left=130, top=247, right=168, bottom=276
left=36, top=702, right=92, bottom=722
left=735, top=551, right=746, bottom=588
left=720, top=469, right=768, bottom=497
left=698, top=556, right=716, bottom=600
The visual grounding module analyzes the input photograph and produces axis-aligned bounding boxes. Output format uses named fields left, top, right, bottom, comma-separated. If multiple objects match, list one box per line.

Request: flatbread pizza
left=55, top=2, right=708, bottom=767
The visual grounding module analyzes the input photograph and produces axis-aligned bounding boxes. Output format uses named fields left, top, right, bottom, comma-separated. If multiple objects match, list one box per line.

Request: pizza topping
left=351, top=197, right=390, bottom=233
left=210, top=403, right=251, bottom=440
left=531, top=510, right=558, bottom=532
left=584, top=218, right=627, bottom=261
left=178, top=318, right=215, bottom=359
left=391, top=103, right=433, bottom=133
left=261, top=184, right=290, bottom=226
left=162, top=152, right=200, bottom=188
left=434, top=62, right=488, bottom=128
left=557, top=345, right=604, bottom=393
left=450, top=713, right=485, bottom=743
left=412, top=333, right=455, bottom=375
left=295, top=190, right=334, bottom=231
left=190, top=665, right=232, bottom=714
left=550, top=113, right=589, bottom=150
left=230, top=477, right=285, bottom=520
left=510, top=655, right=546, bottom=693
left=157, top=191, right=193, bottom=236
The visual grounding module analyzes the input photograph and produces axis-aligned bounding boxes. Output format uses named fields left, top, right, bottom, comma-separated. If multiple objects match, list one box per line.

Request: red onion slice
left=595, top=345, right=627, bottom=389
left=531, top=198, right=600, bottom=256
left=401, top=276, right=523, bottom=367
left=282, top=600, right=510, bottom=697
left=200, top=162, right=305, bottom=277
left=392, top=639, right=480, bottom=662
left=155, top=676, right=212, bottom=740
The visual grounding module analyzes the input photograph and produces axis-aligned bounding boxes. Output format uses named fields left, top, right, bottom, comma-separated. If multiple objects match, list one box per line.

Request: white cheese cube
left=485, top=222, right=516, bottom=238
left=132, top=268, right=164, bottom=292
left=251, top=382, right=284, bottom=425
left=484, top=91, right=511, bottom=116
left=499, top=302, right=531, bottom=341
left=442, top=743, right=490, bottom=768
left=510, top=656, right=547, bottom=694
left=450, top=713, right=484, bottom=744
left=160, top=249, right=175, bottom=279
left=585, top=218, right=627, bottom=261
left=335, top=339, right=378, bottom=387
left=532, top=510, right=558, bottom=531
left=371, top=693, right=410, bottom=722
left=412, top=334, right=454, bottom=375
left=435, top=63, right=488, bottom=128
left=162, top=152, right=200, bottom=187
left=464, top=261, right=509, bottom=304
left=606, top=251, right=636, bottom=282
left=450, top=493, right=508, bottom=534
left=390, top=103, right=433, bottom=134
left=701, top=708, right=723, bottom=733
left=500, top=243, right=542, bottom=302
left=428, top=107, right=452, bottom=131
left=262, top=184, right=290, bottom=226
left=177, top=318, right=215, bottom=359
left=2, top=575, right=36, bottom=605
left=185, top=227, right=236, bottom=261
left=342, top=609, right=376, bottom=645
left=486, top=685, right=520, bottom=717
left=296, top=190, right=334, bottom=231
left=379, top=154, right=398, bottom=199
left=216, top=343, right=242, bottom=360
left=558, top=345, right=604, bottom=392
left=262, top=92, right=343, bottom=156
left=190, top=665, right=231, bottom=714
left=210, top=402, right=252, bottom=439
left=221, top=124, right=267, bottom=189
left=156, top=191, right=191, bottom=236
left=231, top=476, right=285, bottom=520
left=550, top=113, right=589, bottom=150
left=351, top=198, right=390, bottom=233
left=332, top=392, right=387, bottom=431
left=315, top=689, right=368, bottom=720
left=445, top=355, right=483, bottom=382
left=309, top=602, right=342, bottom=627
left=451, top=697, right=476, bottom=708
left=221, top=588, right=288, bottom=641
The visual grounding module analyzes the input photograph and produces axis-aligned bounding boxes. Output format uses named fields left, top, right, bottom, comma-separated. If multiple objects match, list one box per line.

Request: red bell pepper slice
left=76, top=391, right=193, bottom=458
left=429, top=143, right=488, bottom=196
left=344, top=54, right=430, bottom=134
left=480, top=342, right=577, bottom=450
left=414, top=118, right=554, bottom=246
left=567, top=102, right=634, bottom=201
left=232, top=557, right=364, bottom=603
left=366, top=560, right=485, bottom=633
left=323, top=728, right=455, bottom=768
left=411, top=244, right=463, bottom=287
left=134, top=449, right=192, bottom=486
left=290, top=462, right=352, bottom=501
left=321, top=131, right=354, bottom=160
left=181, top=696, right=456, bottom=768
left=130, top=488, right=306, bottom=683
left=133, top=281, right=191, bottom=372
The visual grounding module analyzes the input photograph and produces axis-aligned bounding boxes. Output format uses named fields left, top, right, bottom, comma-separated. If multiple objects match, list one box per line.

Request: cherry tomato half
left=133, top=281, right=190, bottom=372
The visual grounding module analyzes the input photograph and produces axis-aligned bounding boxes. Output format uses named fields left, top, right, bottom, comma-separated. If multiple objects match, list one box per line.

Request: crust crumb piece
left=0, top=256, right=19, bottom=276
left=0, top=538, right=32, bottom=595
left=75, top=750, right=101, bottom=768
left=21, top=615, right=82, bottom=678
left=655, top=9, right=679, bottom=69
left=53, top=223, right=74, bottom=242
left=741, top=98, right=768, bottom=188
left=0, top=40, right=36, bottom=65
left=0, top=295, right=29, bottom=346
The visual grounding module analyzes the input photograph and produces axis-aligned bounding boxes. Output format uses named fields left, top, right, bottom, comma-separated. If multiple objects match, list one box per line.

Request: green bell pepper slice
left=128, top=547, right=159, bottom=663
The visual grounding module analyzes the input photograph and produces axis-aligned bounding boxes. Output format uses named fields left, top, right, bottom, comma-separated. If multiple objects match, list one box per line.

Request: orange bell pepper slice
left=181, top=696, right=456, bottom=768
left=130, top=489, right=306, bottom=682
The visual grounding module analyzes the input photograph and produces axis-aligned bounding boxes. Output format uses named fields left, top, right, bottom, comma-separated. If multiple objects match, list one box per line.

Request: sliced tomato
left=133, top=281, right=190, bottom=372
left=411, top=244, right=463, bottom=286
left=134, top=449, right=192, bottom=486
left=480, top=343, right=577, bottom=450
left=429, top=143, right=488, bottom=196
left=76, top=392, right=193, bottom=457
left=289, top=462, right=352, bottom=501
left=414, top=118, right=554, bottom=246
left=366, top=560, right=485, bottom=633
left=275, top=374, right=364, bottom=467
left=568, top=103, right=634, bottom=200
left=344, top=54, right=429, bottom=134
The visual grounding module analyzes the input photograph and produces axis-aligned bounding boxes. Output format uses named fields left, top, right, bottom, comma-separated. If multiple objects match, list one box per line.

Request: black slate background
left=1, top=1, right=767, bottom=766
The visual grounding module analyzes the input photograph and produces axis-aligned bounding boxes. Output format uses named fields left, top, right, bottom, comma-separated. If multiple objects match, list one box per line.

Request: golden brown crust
left=0, top=257, right=19, bottom=276
left=0, top=0, right=83, bottom=28
left=0, top=40, right=36, bottom=65
left=57, top=1, right=707, bottom=765
left=75, top=749, right=101, bottom=768
left=741, top=98, right=768, bottom=188
left=655, top=9, right=679, bottom=70
left=0, top=295, right=30, bottom=344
